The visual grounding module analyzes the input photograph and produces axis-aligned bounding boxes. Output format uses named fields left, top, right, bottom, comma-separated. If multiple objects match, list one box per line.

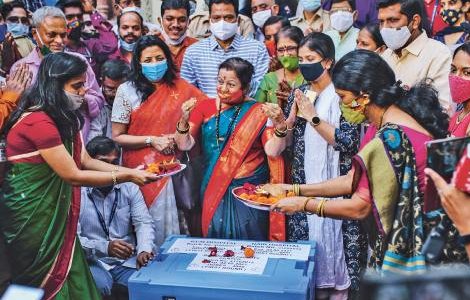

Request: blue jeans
left=89, top=261, right=136, bottom=296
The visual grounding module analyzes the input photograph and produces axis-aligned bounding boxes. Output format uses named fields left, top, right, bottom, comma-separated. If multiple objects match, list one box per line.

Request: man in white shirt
left=378, top=0, right=452, bottom=111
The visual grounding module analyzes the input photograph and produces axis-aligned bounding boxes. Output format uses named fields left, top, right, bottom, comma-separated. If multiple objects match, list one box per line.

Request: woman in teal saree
left=176, top=58, right=287, bottom=241
left=0, top=53, right=157, bottom=300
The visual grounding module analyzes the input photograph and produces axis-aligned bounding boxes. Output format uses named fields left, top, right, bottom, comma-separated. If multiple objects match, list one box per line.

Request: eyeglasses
left=65, top=13, right=83, bottom=21
left=276, top=46, right=298, bottom=54
left=6, top=16, right=29, bottom=24
left=119, top=0, right=141, bottom=7
left=330, top=8, right=352, bottom=14
left=102, top=86, right=117, bottom=95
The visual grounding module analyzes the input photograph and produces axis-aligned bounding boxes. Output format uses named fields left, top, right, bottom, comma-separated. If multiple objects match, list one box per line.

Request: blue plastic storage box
left=128, top=235, right=316, bottom=300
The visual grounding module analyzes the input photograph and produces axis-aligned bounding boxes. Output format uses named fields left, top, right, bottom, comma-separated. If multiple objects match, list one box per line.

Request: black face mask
left=82, top=31, right=100, bottom=40
left=68, top=26, right=83, bottom=42
left=440, top=9, right=461, bottom=26
left=299, top=61, right=325, bottom=82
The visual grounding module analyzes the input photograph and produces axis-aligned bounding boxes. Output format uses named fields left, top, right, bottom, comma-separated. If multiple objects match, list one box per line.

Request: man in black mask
left=56, top=0, right=118, bottom=78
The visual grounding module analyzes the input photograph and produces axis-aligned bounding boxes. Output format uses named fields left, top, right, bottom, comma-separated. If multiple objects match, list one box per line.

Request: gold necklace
left=457, top=109, right=470, bottom=124
left=379, top=106, right=391, bottom=129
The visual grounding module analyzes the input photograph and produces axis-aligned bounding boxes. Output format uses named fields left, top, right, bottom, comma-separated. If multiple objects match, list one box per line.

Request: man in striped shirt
left=180, top=0, right=269, bottom=97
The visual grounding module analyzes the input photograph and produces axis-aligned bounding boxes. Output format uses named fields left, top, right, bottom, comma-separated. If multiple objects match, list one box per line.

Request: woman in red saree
left=175, top=57, right=288, bottom=241
left=0, top=53, right=157, bottom=300
left=111, top=35, right=207, bottom=246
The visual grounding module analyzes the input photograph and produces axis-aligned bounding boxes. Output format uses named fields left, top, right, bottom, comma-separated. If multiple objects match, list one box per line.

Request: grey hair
left=32, top=6, right=66, bottom=28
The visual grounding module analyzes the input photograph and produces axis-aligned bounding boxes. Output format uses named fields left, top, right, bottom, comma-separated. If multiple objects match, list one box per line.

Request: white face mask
left=380, top=26, right=412, bottom=51
left=210, top=19, right=238, bottom=41
left=64, top=90, right=85, bottom=111
left=330, top=11, right=354, bottom=33
left=161, top=26, right=187, bottom=46
left=252, top=9, right=272, bottom=28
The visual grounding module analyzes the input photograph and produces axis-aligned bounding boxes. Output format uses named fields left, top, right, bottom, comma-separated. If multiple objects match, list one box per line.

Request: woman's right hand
left=4, top=63, right=32, bottom=95
left=125, top=169, right=159, bottom=186
left=181, top=97, right=197, bottom=122
left=151, top=135, right=176, bottom=154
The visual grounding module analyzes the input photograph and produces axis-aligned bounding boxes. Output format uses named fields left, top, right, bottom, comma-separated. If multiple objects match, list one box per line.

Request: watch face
left=312, top=116, right=320, bottom=125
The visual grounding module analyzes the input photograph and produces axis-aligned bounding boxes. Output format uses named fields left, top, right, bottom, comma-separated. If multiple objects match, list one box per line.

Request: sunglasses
left=7, top=16, right=29, bottom=24
left=65, top=13, right=83, bottom=21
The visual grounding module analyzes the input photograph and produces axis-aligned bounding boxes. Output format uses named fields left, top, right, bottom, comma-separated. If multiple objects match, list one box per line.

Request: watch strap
left=458, top=233, right=470, bottom=245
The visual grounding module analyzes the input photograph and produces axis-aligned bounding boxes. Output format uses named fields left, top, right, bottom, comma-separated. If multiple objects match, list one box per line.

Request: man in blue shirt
left=78, top=137, right=155, bottom=297
left=181, top=0, right=270, bottom=97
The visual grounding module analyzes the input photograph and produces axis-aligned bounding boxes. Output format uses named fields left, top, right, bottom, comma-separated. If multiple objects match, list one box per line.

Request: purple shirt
left=11, top=48, right=105, bottom=138
left=66, top=11, right=118, bottom=78
left=323, top=0, right=378, bottom=28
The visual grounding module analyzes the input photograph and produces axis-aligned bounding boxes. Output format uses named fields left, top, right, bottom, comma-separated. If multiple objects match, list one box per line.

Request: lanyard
left=430, top=0, right=439, bottom=29
left=89, top=188, right=120, bottom=240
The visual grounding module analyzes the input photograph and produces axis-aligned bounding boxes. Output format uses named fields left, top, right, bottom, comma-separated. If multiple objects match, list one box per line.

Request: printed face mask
left=440, top=9, right=462, bottom=26
left=217, top=88, right=244, bottom=105
left=35, top=31, right=53, bottom=56
left=340, top=102, right=367, bottom=124
left=279, top=56, right=299, bottom=71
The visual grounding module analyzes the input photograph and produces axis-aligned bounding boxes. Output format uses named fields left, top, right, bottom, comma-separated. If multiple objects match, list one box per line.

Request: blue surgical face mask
left=7, top=22, right=29, bottom=37
left=141, top=60, right=168, bottom=82
left=300, top=0, right=321, bottom=12
left=119, top=37, right=136, bottom=52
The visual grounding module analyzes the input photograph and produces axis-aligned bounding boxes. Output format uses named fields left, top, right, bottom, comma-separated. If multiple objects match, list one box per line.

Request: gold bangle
left=320, top=200, right=328, bottom=217
left=293, top=184, right=300, bottom=196
left=176, top=121, right=190, bottom=134
left=111, top=170, right=117, bottom=186
left=303, top=197, right=313, bottom=213
left=275, top=125, right=288, bottom=134
left=315, top=199, right=326, bottom=216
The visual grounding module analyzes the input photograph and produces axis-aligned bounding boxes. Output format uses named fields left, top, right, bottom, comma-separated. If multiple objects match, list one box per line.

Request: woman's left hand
left=261, top=103, right=286, bottom=129
left=271, top=196, right=307, bottom=215
left=294, top=89, right=316, bottom=121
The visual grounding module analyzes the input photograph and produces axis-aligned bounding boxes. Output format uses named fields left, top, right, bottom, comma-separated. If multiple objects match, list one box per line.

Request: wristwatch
left=458, top=233, right=470, bottom=245
left=310, top=115, right=321, bottom=127
left=145, top=137, right=154, bottom=147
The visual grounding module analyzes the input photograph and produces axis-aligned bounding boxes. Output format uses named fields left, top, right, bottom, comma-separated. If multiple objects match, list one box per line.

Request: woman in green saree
left=255, top=26, right=305, bottom=108
left=268, top=50, right=467, bottom=274
left=0, top=53, right=158, bottom=300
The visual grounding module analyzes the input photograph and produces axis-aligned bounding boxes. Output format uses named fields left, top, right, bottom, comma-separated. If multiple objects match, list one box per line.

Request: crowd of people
left=0, top=0, right=469, bottom=299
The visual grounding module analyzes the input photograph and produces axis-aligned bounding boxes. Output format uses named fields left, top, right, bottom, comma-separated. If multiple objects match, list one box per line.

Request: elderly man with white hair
left=11, top=6, right=105, bottom=138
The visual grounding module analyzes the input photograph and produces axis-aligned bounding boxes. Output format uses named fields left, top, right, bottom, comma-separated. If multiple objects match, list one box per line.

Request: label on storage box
left=187, top=254, right=268, bottom=275
left=167, top=238, right=311, bottom=261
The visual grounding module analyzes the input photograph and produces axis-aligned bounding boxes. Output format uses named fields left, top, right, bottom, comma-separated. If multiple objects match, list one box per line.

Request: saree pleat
left=0, top=139, right=100, bottom=300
